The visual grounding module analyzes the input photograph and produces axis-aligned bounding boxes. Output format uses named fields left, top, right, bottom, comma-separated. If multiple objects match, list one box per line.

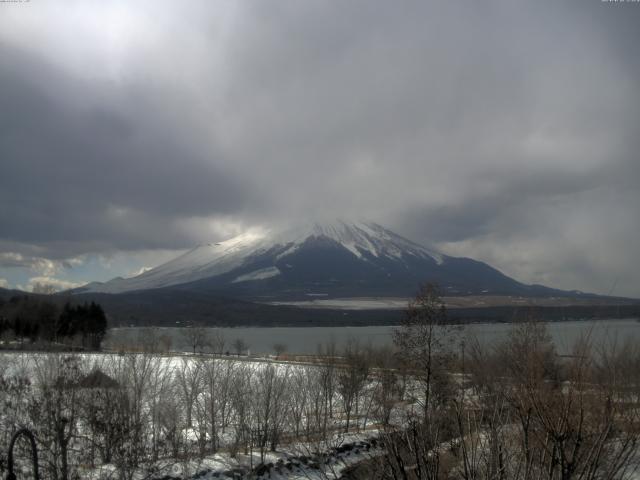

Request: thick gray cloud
left=0, top=0, right=639, bottom=296
left=0, top=45, right=254, bottom=257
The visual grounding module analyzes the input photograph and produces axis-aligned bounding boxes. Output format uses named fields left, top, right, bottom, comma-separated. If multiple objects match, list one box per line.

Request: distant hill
left=0, top=287, right=34, bottom=300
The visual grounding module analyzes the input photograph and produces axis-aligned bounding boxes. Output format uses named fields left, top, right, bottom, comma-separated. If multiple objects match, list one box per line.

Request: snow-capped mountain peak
left=79, top=219, right=535, bottom=299
left=80, top=220, right=445, bottom=294
left=273, top=219, right=444, bottom=263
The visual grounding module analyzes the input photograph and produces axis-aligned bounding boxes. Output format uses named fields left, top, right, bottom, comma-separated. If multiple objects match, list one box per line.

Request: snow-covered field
left=5, top=325, right=640, bottom=480
left=0, top=351, right=409, bottom=480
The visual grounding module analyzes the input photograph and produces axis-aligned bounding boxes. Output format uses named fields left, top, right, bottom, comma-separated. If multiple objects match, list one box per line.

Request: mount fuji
left=79, top=220, right=570, bottom=300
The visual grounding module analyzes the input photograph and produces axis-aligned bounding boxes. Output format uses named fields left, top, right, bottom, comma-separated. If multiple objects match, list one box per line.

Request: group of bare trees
left=449, top=322, right=640, bottom=480
left=0, top=339, right=403, bottom=480
left=377, top=285, right=640, bottom=480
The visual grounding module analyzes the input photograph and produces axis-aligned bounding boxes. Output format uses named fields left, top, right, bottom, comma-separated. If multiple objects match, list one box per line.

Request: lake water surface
left=105, top=318, right=640, bottom=355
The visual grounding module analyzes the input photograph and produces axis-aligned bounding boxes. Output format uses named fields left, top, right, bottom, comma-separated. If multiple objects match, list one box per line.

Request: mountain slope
left=78, top=220, right=575, bottom=300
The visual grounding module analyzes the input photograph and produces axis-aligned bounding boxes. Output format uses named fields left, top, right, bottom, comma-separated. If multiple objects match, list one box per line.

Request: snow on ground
left=232, top=267, right=281, bottom=283
left=268, top=297, right=409, bottom=310
left=0, top=351, right=420, bottom=480
left=90, top=431, right=385, bottom=480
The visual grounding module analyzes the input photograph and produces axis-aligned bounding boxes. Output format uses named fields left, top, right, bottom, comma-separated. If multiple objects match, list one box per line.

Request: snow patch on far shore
left=232, top=266, right=281, bottom=283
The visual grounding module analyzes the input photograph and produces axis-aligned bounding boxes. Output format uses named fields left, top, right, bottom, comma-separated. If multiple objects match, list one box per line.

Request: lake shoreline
left=105, top=318, right=640, bottom=356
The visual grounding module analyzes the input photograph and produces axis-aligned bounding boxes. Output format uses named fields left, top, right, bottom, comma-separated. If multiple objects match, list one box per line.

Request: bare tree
left=0, top=354, right=32, bottom=478
left=317, top=338, right=338, bottom=420
left=273, top=343, right=287, bottom=358
left=379, top=285, right=460, bottom=480
left=191, top=360, right=210, bottom=458
left=182, top=324, right=211, bottom=354
left=304, top=366, right=332, bottom=443
left=393, top=283, right=457, bottom=419
left=30, top=354, right=85, bottom=480
left=232, top=338, right=248, bottom=356
left=252, top=364, right=291, bottom=461
left=210, top=329, right=226, bottom=355
left=107, top=352, right=160, bottom=480
left=145, top=354, right=174, bottom=461
left=338, top=341, right=370, bottom=433
left=287, top=367, right=310, bottom=438
left=229, top=362, right=253, bottom=457
left=202, top=357, right=234, bottom=452
left=371, top=347, right=401, bottom=427
left=175, top=357, right=203, bottom=428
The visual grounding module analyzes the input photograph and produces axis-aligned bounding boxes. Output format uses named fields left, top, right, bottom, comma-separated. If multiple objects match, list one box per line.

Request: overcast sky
left=1, top=0, right=639, bottom=297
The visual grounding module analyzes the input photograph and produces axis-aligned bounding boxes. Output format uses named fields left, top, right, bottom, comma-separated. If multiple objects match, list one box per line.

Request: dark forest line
left=1, top=286, right=639, bottom=329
